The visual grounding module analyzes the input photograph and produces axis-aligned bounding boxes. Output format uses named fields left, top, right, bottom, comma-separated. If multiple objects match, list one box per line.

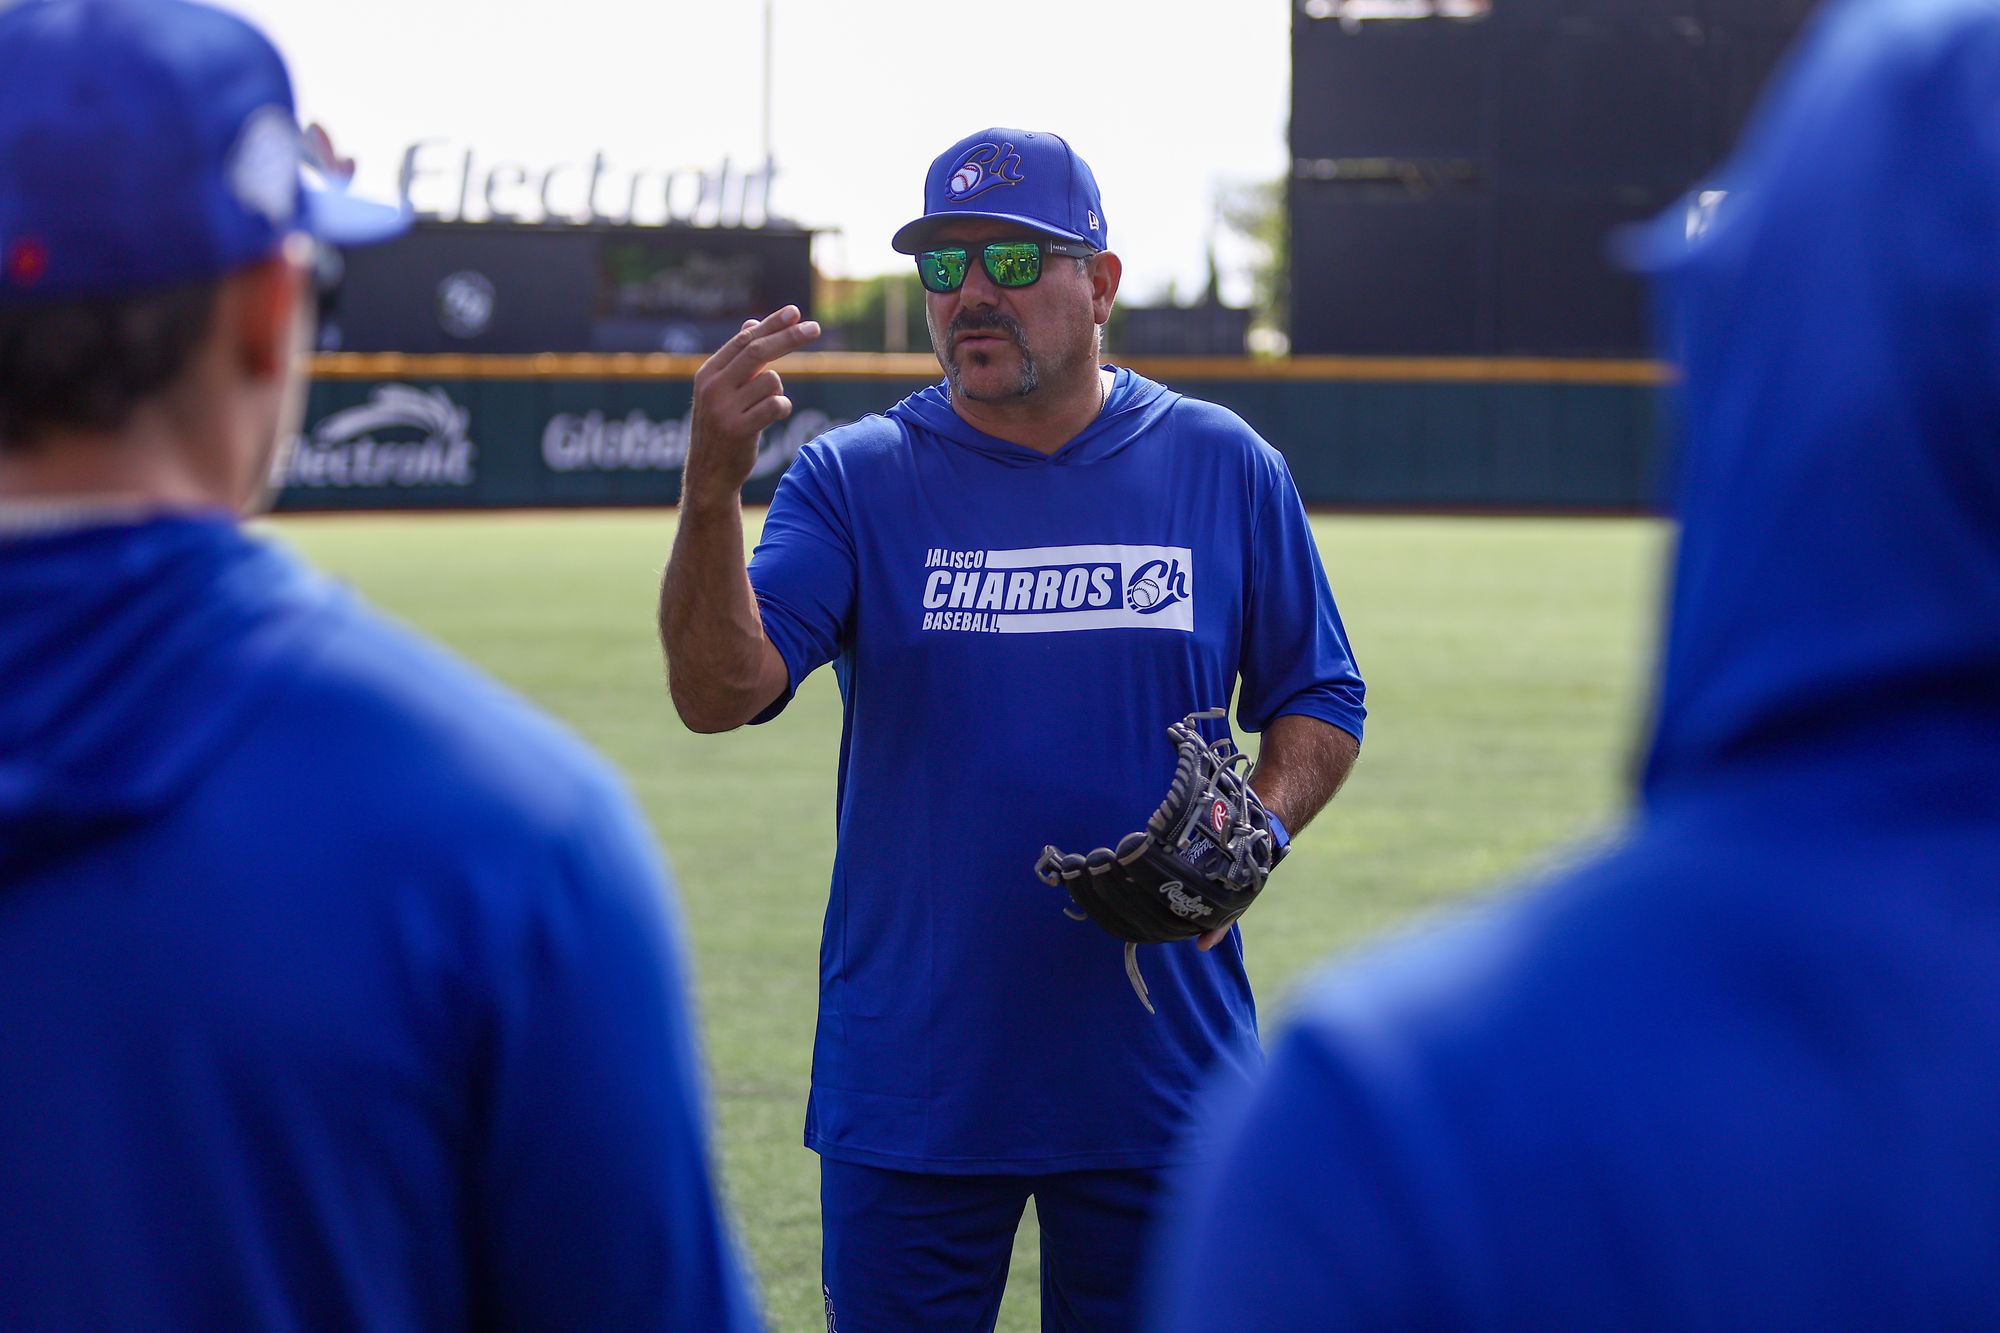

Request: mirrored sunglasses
left=915, top=238, right=1097, bottom=294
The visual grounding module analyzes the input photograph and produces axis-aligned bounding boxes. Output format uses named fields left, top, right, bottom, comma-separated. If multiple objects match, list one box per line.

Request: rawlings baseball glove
left=1034, top=709, right=1287, bottom=1013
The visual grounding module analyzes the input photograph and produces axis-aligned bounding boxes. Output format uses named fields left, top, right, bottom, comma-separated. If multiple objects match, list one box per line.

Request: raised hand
left=682, top=305, right=822, bottom=508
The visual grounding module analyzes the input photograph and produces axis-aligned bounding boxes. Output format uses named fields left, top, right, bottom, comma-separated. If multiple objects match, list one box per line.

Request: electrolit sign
left=284, top=386, right=476, bottom=489
left=398, top=140, right=779, bottom=227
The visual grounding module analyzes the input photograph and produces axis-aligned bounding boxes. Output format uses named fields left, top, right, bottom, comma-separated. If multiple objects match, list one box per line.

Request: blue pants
left=819, top=1159, right=1170, bottom=1332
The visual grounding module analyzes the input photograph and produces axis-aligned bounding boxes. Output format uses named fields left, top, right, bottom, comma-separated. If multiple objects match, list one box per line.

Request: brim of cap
left=891, top=210, right=1095, bottom=254
left=304, top=181, right=411, bottom=247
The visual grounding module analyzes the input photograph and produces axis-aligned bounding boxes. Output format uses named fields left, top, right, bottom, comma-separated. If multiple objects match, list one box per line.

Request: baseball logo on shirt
left=919, top=544, right=1195, bottom=634
left=1126, top=558, right=1189, bottom=614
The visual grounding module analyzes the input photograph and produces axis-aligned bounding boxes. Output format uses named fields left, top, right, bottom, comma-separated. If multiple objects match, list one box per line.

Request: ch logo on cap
left=945, top=142, right=1025, bottom=201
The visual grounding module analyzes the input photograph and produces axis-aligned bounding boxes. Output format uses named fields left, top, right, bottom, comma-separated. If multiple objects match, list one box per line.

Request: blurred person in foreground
left=0, top=2, right=759, bottom=1327
left=660, top=128, right=1364, bottom=1329
left=1147, top=0, right=2000, bottom=1327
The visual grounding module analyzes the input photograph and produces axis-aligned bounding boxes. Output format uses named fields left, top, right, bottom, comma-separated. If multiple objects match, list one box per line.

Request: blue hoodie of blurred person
left=0, top=2, right=761, bottom=1328
left=1147, top=0, right=2000, bottom=1327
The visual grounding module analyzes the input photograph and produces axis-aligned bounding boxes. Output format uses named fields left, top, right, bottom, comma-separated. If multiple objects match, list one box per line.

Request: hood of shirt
left=1635, top=0, right=2000, bottom=809
left=0, top=516, right=337, bottom=876
left=886, top=367, right=1182, bottom=467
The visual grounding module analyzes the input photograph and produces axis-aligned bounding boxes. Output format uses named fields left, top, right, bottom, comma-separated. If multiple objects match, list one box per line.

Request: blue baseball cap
left=0, top=0, right=409, bottom=306
left=891, top=128, right=1108, bottom=254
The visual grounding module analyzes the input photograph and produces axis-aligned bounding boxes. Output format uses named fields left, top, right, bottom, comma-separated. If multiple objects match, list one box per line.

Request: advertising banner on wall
left=274, top=374, right=936, bottom=512
left=275, top=365, right=1669, bottom=513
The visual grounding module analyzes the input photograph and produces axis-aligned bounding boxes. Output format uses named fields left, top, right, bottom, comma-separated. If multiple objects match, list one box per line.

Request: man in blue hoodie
left=1145, top=1, right=2000, bottom=1328
left=0, top=3, right=760, bottom=1328
left=660, top=129, right=1366, bottom=1329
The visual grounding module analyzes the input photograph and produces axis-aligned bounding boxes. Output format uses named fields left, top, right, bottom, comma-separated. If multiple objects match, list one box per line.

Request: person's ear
left=1089, top=250, right=1122, bottom=325
left=223, top=237, right=314, bottom=380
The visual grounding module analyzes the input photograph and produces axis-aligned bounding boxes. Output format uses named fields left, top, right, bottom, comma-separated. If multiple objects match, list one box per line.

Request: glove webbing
left=1158, top=713, right=1266, bottom=893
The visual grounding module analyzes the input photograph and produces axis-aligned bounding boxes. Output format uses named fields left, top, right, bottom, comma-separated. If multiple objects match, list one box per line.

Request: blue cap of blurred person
left=0, top=0, right=407, bottom=306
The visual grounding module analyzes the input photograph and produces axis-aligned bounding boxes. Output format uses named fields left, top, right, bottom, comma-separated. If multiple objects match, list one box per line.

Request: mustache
left=948, top=310, right=1027, bottom=351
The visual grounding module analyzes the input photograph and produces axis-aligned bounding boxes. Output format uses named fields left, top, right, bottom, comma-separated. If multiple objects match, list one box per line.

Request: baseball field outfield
left=269, top=508, right=1665, bottom=1333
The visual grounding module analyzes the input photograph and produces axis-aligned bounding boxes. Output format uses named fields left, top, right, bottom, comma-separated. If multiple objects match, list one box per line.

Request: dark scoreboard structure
left=1290, top=0, right=1819, bottom=356
left=326, top=221, right=816, bottom=355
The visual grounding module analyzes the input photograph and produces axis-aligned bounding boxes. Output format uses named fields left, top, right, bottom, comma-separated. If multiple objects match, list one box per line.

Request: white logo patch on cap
left=227, top=106, right=301, bottom=226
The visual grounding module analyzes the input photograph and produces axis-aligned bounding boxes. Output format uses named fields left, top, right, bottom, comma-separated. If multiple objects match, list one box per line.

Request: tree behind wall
left=1217, top=176, right=1289, bottom=354
left=816, top=271, right=930, bottom=352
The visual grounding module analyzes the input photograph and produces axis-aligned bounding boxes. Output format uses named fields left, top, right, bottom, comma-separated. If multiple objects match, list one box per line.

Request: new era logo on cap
left=4, top=237, right=49, bottom=288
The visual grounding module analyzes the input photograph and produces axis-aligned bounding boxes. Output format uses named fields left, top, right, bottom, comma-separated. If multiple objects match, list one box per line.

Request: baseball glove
left=1034, top=709, right=1287, bottom=1013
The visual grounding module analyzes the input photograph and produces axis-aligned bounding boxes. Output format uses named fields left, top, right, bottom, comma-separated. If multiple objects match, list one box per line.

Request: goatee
left=945, top=311, right=1039, bottom=400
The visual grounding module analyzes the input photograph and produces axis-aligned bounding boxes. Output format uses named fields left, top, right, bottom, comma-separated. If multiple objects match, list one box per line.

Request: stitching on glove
left=1034, top=708, right=1287, bottom=1013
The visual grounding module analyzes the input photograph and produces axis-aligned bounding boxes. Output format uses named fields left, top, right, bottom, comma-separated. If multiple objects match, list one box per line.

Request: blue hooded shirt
left=1148, top=1, right=2000, bottom=1327
left=0, top=516, right=761, bottom=1330
left=747, top=368, right=1366, bottom=1173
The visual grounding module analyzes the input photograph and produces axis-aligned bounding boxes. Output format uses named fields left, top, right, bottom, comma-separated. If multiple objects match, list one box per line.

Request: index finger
left=739, top=316, right=822, bottom=372
left=713, top=305, right=805, bottom=372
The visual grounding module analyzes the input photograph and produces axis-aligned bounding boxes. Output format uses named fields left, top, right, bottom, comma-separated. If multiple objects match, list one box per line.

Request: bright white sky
left=220, top=0, right=1295, bottom=306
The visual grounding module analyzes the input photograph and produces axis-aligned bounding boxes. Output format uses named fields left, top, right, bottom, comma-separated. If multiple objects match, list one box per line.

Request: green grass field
left=267, top=508, right=1667, bottom=1332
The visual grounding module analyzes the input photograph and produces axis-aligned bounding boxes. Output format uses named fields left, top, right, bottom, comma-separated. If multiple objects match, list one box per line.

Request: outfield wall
left=278, top=353, right=1672, bottom=513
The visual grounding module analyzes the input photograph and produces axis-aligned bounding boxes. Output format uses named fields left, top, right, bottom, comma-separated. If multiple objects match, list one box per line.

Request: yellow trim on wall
left=309, top=351, right=1673, bottom=386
